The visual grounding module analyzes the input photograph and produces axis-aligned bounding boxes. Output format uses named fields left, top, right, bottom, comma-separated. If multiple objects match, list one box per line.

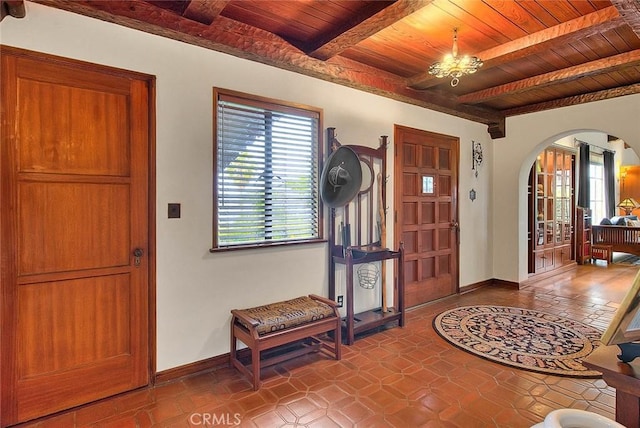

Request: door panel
left=18, top=79, right=130, bottom=176
left=1, top=47, right=153, bottom=426
left=17, top=275, right=132, bottom=378
left=18, top=182, right=130, bottom=274
left=394, top=125, right=459, bottom=308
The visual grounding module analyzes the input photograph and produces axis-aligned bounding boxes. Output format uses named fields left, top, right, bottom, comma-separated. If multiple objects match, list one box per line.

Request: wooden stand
left=336, top=244, right=405, bottom=345
left=583, top=345, right=640, bottom=428
left=326, top=128, right=405, bottom=345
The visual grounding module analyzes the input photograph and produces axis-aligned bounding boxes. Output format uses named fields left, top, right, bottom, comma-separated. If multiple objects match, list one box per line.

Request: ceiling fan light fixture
left=428, top=28, right=483, bottom=87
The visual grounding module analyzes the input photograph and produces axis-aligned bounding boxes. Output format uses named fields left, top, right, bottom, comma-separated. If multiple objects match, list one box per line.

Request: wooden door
left=1, top=47, right=154, bottom=426
left=394, top=125, right=459, bottom=308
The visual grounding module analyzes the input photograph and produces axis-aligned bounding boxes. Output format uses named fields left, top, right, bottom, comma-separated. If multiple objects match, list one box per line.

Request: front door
left=394, top=125, right=459, bottom=308
left=1, top=47, right=154, bottom=425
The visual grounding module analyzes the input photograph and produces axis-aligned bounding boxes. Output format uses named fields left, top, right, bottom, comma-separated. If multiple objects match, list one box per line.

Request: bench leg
left=230, top=320, right=237, bottom=367
left=251, top=345, right=260, bottom=390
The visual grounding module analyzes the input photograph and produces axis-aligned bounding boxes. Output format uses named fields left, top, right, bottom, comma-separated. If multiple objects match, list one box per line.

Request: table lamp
left=617, top=197, right=640, bottom=215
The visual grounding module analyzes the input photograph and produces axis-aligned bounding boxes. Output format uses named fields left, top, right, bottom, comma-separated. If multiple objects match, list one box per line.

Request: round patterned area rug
left=433, top=305, right=603, bottom=377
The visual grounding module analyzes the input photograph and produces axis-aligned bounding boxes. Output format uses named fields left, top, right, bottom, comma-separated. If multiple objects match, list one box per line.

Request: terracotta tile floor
left=18, top=262, right=638, bottom=427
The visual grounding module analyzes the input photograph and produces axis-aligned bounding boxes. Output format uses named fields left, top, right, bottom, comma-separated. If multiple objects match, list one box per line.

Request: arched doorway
left=520, top=130, right=638, bottom=282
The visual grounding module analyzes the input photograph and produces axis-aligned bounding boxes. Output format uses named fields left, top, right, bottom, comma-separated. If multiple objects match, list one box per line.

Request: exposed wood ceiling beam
left=307, top=0, right=432, bottom=61
left=458, top=49, right=640, bottom=105
left=183, top=0, right=228, bottom=26
left=33, top=0, right=505, bottom=135
left=503, top=82, right=640, bottom=117
left=612, top=0, right=640, bottom=38
left=0, top=0, right=25, bottom=21
left=407, top=6, right=624, bottom=90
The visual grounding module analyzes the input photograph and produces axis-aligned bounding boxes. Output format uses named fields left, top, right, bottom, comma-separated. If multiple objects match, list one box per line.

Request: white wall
left=0, top=2, right=493, bottom=370
left=492, top=96, right=640, bottom=283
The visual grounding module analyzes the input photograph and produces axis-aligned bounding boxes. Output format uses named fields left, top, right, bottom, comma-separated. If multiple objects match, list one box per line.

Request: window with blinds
left=212, top=89, right=323, bottom=249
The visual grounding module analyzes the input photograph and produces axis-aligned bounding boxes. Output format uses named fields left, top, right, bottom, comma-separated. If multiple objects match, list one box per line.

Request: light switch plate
left=168, top=203, right=181, bottom=219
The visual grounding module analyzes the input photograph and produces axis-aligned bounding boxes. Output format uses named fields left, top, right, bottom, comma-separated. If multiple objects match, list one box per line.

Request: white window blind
left=213, top=91, right=321, bottom=249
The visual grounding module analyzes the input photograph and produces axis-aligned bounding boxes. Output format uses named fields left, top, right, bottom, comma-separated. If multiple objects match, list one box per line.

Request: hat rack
left=325, top=127, right=405, bottom=345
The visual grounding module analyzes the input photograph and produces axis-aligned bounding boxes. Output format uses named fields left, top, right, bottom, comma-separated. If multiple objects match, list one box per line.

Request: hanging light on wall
left=428, top=28, right=483, bottom=87
left=472, top=141, right=483, bottom=177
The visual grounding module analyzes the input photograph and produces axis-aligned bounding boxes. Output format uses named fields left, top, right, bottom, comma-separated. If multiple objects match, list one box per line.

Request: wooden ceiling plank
left=503, top=81, right=640, bottom=116
left=407, top=6, right=624, bottom=90
left=541, top=0, right=586, bottom=22
left=222, top=1, right=343, bottom=45
left=307, top=0, right=433, bottom=61
left=429, top=0, right=513, bottom=46
left=515, top=0, right=562, bottom=27
left=458, top=49, right=640, bottom=104
left=570, top=0, right=606, bottom=16
left=482, top=0, right=548, bottom=34
left=183, top=0, right=228, bottom=26
left=611, top=0, right=640, bottom=38
left=31, top=0, right=503, bottom=128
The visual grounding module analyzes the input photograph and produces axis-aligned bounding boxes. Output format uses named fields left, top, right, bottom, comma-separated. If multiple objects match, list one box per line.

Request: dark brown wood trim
left=307, top=0, right=432, bottom=60
left=488, top=120, right=506, bottom=140
left=458, top=49, right=640, bottom=105
left=0, top=0, right=25, bottom=21
left=491, top=278, right=520, bottom=289
left=147, top=75, right=158, bottom=386
left=613, top=0, right=640, bottom=38
left=459, top=278, right=520, bottom=295
left=504, top=82, right=640, bottom=117
left=460, top=279, right=493, bottom=294
left=32, top=0, right=503, bottom=128
left=0, top=45, right=154, bottom=81
left=155, top=354, right=231, bottom=384
left=182, top=0, right=227, bottom=25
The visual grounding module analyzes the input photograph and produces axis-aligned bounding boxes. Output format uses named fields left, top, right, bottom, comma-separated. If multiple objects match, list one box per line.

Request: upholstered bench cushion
left=235, top=296, right=336, bottom=336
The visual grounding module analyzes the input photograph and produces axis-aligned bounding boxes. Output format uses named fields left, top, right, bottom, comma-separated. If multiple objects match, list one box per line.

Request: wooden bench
left=230, top=294, right=341, bottom=390
left=592, top=244, right=613, bottom=263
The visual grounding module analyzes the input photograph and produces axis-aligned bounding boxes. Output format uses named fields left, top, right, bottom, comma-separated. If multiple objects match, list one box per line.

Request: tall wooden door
left=394, top=125, right=459, bottom=308
left=1, top=47, right=154, bottom=426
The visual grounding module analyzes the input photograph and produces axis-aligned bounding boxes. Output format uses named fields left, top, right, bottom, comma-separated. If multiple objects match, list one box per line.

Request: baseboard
left=155, top=353, right=231, bottom=384
left=156, top=278, right=520, bottom=384
left=491, top=278, right=520, bottom=289
left=460, top=278, right=519, bottom=294
left=460, top=279, right=492, bottom=294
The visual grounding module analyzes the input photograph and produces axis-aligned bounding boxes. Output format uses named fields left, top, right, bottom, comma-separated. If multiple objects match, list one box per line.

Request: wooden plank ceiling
left=8, top=0, right=640, bottom=138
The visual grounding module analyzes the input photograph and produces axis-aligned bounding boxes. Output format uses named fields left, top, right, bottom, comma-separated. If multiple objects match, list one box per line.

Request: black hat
left=320, top=146, right=362, bottom=208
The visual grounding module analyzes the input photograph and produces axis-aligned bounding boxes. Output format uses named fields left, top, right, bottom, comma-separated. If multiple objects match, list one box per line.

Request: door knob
left=133, top=248, right=144, bottom=266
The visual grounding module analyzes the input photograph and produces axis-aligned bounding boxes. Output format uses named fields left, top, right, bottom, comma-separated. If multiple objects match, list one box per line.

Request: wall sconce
left=472, top=141, right=483, bottom=177
left=621, top=166, right=628, bottom=191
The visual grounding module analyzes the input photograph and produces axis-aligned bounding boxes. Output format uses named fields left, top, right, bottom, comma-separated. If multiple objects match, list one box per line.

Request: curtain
left=577, top=143, right=590, bottom=208
left=603, top=150, right=615, bottom=218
